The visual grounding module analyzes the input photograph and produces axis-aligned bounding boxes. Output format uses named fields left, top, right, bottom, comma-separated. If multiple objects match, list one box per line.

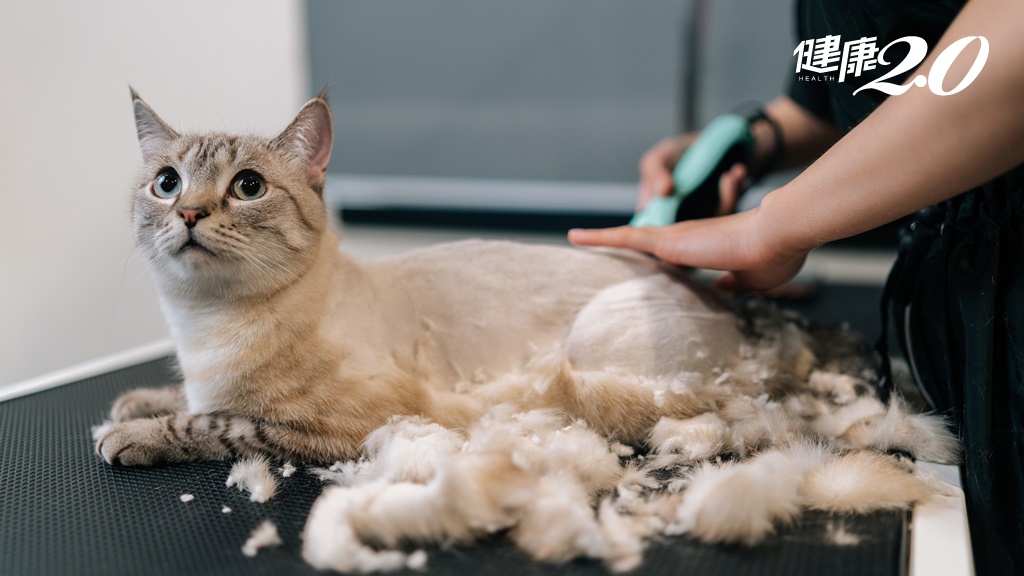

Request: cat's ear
left=272, top=90, right=333, bottom=190
left=130, top=87, right=179, bottom=162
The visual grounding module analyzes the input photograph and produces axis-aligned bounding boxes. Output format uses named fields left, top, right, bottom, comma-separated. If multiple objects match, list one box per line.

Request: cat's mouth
left=177, top=236, right=216, bottom=257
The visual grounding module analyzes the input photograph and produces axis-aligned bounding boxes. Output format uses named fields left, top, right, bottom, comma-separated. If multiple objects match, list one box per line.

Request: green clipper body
left=630, top=113, right=755, bottom=228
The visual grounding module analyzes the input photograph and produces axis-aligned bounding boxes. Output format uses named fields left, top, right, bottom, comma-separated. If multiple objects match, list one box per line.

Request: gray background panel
left=309, top=0, right=794, bottom=184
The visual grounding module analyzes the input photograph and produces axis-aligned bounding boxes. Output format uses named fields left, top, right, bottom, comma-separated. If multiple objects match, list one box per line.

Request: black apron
left=879, top=176, right=1024, bottom=576
left=789, top=1, right=1024, bottom=573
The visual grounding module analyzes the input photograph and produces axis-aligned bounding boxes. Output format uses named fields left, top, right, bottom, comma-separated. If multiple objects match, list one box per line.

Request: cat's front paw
left=110, top=386, right=184, bottom=422
left=94, top=417, right=186, bottom=466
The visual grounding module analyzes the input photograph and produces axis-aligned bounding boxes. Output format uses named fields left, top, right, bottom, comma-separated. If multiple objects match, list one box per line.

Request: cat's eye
left=231, top=171, right=266, bottom=201
left=153, top=168, right=182, bottom=199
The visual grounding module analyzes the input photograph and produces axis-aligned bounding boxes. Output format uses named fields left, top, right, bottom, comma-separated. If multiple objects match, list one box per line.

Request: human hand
left=637, top=134, right=692, bottom=211
left=637, top=133, right=747, bottom=217
left=568, top=206, right=809, bottom=293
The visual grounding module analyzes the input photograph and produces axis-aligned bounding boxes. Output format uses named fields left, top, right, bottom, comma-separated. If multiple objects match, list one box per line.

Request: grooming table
left=0, top=284, right=968, bottom=576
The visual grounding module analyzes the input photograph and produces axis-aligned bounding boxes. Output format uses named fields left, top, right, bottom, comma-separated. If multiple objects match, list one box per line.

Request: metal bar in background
left=681, top=0, right=711, bottom=132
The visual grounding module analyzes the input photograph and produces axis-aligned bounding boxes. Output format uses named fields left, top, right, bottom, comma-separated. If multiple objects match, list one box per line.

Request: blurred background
left=0, top=0, right=892, bottom=390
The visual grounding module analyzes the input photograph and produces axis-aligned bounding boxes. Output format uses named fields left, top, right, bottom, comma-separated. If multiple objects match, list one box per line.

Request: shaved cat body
left=96, top=92, right=766, bottom=465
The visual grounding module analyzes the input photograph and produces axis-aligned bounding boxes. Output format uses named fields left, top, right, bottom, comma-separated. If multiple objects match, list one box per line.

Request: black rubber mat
left=769, top=284, right=884, bottom=342
left=2, top=349, right=904, bottom=576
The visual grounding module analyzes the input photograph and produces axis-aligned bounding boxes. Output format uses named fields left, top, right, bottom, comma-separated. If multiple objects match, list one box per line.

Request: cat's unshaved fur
left=96, top=93, right=957, bottom=563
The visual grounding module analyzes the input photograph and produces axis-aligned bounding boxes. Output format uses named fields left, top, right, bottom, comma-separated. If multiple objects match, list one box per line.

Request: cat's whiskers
left=108, top=243, right=152, bottom=334
left=205, top=234, right=299, bottom=290
left=150, top=223, right=182, bottom=251
left=215, top=226, right=249, bottom=244
left=153, top=233, right=180, bottom=257
left=237, top=249, right=302, bottom=289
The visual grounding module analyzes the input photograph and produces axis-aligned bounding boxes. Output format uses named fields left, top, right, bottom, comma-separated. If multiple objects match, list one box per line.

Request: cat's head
left=129, top=89, right=333, bottom=300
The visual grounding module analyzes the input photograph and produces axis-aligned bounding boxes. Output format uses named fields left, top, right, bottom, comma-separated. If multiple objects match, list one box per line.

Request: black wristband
left=745, top=108, right=785, bottom=180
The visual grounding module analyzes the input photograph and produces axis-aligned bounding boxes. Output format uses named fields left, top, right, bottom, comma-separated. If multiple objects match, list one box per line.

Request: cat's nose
left=177, top=207, right=209, bottom=228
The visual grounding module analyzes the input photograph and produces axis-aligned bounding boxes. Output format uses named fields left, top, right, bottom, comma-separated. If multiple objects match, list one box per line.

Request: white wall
left=0, top=1, right=308, bottom=387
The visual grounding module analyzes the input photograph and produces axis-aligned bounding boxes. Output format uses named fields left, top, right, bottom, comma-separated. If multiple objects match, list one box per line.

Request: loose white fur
left=91, top=421, right=114, bottom=443
left=226, top=455, right=278, bottom=503
left=826, top=520, right=861, bottom=546
left=242, top=520, right=282, bottom=557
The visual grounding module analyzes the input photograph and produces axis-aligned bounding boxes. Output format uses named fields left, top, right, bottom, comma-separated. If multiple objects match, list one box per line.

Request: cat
left=95, top=89, right=786, bottom=466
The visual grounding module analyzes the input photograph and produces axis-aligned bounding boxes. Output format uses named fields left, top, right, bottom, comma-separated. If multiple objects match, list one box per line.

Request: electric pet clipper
left=630, top=113, right=755, bottom=227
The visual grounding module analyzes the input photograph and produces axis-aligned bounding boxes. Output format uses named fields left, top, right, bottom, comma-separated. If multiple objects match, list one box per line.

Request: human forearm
left=760, top=97, right=840, bottom=172
left=762, top=0, right=1024, bottom=253
left=638, top=96, right=839, bottom=208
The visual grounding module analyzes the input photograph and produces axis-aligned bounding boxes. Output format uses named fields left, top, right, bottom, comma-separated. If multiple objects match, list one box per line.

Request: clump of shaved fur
left=669, top=450, right=807, bottom=544
left=227, top=455, right=278, bottom=503
left=242, top=520, right=282, bottom=557
left=648, top=413, right=728, bottom=467
left=801, top=450, right=934, bottom=513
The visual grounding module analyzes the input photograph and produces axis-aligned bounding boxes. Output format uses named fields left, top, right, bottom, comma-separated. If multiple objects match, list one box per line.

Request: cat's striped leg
left=110, top=385, right=187, bottom=422
left=94, top=412, right=354, bottom=466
